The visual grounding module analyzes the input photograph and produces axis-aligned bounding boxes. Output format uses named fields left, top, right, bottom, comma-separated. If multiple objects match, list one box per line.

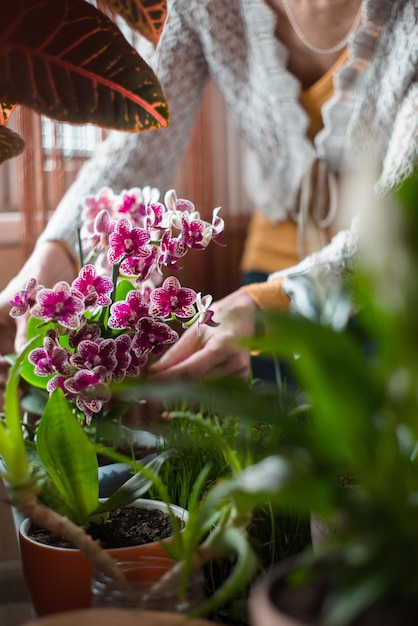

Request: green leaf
left=25, top=442, right=76, bottom=521
left=0, top=125, right=25, bottom=163
left=36, top=388, right=99, bottom=526
left=251, top=313, right=380, bottom=470
left=92, top=448, right=178, bottom=514
left=0, top=339, right=38, bottom=483
left=0, top=0, right=169, bottom=131
left=104, top=0, right=167, bottom=46
left=114, top=278, right=135, bottom=302
left=324, top=572, right=388, bottom=626
left=190, top=527, right=258, bottom=618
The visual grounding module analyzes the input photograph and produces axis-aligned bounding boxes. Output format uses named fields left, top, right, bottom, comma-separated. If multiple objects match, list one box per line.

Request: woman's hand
left=0, top=241, right=76, bottom=356
left=148, top=289, right=258, bottom=381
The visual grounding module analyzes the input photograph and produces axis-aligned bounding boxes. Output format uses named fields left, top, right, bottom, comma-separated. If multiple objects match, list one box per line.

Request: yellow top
left=241, top=51, right=348, bottom=312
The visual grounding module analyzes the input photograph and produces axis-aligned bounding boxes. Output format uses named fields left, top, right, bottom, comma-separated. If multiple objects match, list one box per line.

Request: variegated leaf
left=0, top=0, right=169, bottom=132
left=0, top=102, right=17, bottom=126
left=0, top=125, right=25, bottom=164
left=104, top=0, right=167, bottom=46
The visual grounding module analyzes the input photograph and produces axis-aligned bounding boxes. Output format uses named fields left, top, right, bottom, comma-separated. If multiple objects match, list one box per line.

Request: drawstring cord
left=291, top=158, right=338, bottom=260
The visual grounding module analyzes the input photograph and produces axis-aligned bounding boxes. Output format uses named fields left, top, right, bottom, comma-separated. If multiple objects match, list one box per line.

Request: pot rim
left=19, top=498, right=188, bottom=553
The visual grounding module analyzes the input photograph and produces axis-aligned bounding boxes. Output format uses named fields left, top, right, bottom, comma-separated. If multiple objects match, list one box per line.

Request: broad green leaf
left=25, top=443, right=76, bottom=521
left=0, top=0, right=169, bottom=131
left=104, top=0, right=167, bottom=46
left=0, top=125, right=25, bottom=163
left=0, top=338, right=38, bottom=483
left=115, top=278, right=135, bottom=302
left=36, top=388, right=99, bottom=526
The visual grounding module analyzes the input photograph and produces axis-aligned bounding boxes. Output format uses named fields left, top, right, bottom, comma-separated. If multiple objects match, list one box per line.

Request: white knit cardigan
left=38, top=0, right=418, bottom=282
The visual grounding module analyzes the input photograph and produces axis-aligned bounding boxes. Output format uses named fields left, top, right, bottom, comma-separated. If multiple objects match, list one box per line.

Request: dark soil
left=28, top=505, right=181, bottom=550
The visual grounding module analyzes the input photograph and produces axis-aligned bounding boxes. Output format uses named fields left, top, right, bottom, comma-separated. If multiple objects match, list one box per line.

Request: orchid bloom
left=163, top=189, right=196, bottom=230
left=9, top=278, right=42, bottom=318
left=157, top=230, right=188, bottom=270
left=108, top=218, right=151, bottom=265
left=64, top=367, right=112, bottom=425
left=82, top=187, right=117, bottom=224
left=28, top=330, right=73, bottom=377
left=70, top=338, right=118, bottom=374
left=12, top=185, right=222, bottom=428
left=107, top=290, right=149, bottom=330
left=112, top=334, right=133, bottom=382
left=92, top=209, right=118, bottom=250
left=131, top=317, right=179, bottom=356
left=149, top=277, right=197, bottom=319
left=72, top=264, right=114, bottom=308
left=195, top=293, right=220, bottom=330
left=30, top=282, right=85, bottom=329
left=119, top=245, right=158, bottom=282
left=116, top=186, right=160, bottom=228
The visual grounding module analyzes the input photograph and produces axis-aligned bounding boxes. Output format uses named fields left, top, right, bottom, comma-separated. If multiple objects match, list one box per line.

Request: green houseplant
left=243, top=174, right=418, bottom=626
left=1, top=2, right=279, bottom=619
left=0, top=181, right=224, bottom=614
left=119, top=369, right=311, bottom=623
left=136, top=174, right=418, bottom=626
left=0, top=0, right=233, bottom=614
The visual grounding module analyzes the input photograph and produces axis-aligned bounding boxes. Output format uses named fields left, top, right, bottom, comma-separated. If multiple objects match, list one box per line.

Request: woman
left=0, top=0, right=416, bottom=380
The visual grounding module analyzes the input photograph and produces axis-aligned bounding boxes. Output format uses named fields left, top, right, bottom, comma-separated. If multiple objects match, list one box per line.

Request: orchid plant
left=10, top=186, right=223, bottom=440
left=0, top=186, right=223, bottom=583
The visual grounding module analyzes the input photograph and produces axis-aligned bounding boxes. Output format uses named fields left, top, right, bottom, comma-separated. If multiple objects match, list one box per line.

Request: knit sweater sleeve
left=36, top=0, right=209, bottom=256
left=376, top=83, right=418, bottom=194
left=240, top=278, right=290, bottom=313
left=241, top=219, right=360, bottom=313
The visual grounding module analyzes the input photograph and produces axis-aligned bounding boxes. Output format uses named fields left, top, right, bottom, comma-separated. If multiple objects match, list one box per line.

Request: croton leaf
left=0, top=102, right=17, bottom=125
left=0, top=125, right=25, bottom=164
left=103, top=0, right=167, bottom=47
left=0, top=0, right=169, bottom=132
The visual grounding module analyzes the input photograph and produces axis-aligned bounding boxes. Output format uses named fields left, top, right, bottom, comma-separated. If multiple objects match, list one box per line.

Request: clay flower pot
left=22, top=607, right=216, bottom=626
left=249, top=561, right=309, bottom=626
left=19, top=499, right=187, bottom=617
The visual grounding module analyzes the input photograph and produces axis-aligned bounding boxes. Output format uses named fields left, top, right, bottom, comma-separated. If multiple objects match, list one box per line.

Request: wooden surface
left=23, top=608, right=219, bottom=626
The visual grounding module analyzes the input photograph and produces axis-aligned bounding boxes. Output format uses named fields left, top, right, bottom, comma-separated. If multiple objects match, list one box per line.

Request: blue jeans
left=241, top=271, right=289, bottom=386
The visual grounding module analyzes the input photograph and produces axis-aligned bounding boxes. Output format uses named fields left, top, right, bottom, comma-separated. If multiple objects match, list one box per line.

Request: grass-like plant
left=112, top=377, right=311, bottom=621
left=241, top=175, right=418, bottom=625
left=125, top=175, right=418, bottom=624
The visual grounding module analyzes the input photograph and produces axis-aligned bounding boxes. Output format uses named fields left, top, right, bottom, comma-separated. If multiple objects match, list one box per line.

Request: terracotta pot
left=21, top=608, right=216, bottom=626
left=19, top=499, right=187, bottom=617
left=250, top=558, right=418, bottom=626
left=249, top=561, right=307, bottom=626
